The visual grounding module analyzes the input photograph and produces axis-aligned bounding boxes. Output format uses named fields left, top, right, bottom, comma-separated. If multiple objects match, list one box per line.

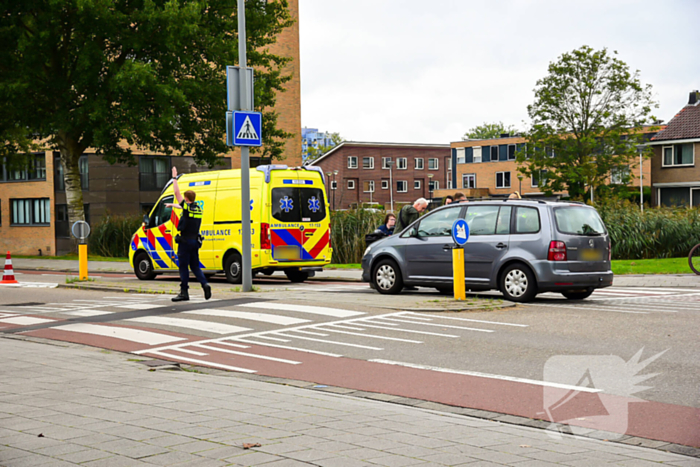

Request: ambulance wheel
left=285, top=269, right=309, bottom=283
left=224, top=253, right=242, bottom=284
left=134, top=253, right=157, bottom=281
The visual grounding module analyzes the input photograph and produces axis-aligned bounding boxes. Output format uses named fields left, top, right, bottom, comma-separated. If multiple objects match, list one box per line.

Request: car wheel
left=285, top=269, right=309, bottom=283
left=224, top=253, right=242, bottom=284
left=134, top=253, right=157, bottom=280
left=373, top=259, right=403, bottom=294
left=561, top=289, right=594, bottom=300
left=500, top=263, right=537, bottom=302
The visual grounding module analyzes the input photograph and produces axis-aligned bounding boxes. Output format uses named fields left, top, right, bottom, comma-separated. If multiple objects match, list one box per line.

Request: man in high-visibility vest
left=168, top=167, right=212, bottom=302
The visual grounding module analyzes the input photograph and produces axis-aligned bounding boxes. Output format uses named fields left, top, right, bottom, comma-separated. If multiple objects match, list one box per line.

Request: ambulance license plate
left=274, top=246, right=300, bottom=260
left=580, top=248, right=604, bottom=261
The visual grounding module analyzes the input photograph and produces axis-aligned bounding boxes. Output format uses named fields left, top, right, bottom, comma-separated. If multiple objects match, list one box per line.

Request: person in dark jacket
left=377, top=213, right=396, bottom=236
left=394, top=198, right=428, bottom=233
left=167, top=166, right=212, bottom=302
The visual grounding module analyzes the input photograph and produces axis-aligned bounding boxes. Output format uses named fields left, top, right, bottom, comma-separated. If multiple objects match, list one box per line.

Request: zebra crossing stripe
left=186, top=309, right=310, bottom=325
left=239, top=302, right=364, bottom=318
left=127, top=317, right=251, bottom=335
left=56, top=323, right=186, bottom=345
left=0, top=316, right=55, bottom=326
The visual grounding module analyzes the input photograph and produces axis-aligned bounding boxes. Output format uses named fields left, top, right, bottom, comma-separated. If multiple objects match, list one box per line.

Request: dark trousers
left=177, top=238, right=208, bottom=291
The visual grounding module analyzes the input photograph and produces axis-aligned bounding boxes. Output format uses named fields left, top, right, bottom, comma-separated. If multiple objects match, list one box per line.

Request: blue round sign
left=451, top=219, right=469, bottom=246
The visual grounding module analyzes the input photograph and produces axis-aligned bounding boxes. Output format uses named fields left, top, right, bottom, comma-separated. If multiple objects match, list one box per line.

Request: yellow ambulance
left=129, top=165, right=332, bottom=283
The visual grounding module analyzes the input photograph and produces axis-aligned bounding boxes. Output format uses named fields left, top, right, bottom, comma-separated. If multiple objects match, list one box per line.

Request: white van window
left=149, top=196, right=173, bottom=229
left=272, top=188, right=326, bottom=223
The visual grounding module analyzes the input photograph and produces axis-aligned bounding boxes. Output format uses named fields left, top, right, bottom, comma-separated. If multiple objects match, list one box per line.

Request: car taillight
left=548, top=241, right=567, bottom=261
left=261, top=223, right=271, bottom=250
left=608, top=239, right=612, bottom=261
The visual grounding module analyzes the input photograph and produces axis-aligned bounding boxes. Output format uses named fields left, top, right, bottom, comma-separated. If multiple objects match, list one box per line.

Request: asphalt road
left=1, top=282, right=699, bottom=446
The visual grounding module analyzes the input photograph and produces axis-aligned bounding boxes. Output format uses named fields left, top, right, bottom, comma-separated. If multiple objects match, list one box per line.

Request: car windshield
left=554, top=206, right=606, bottom=235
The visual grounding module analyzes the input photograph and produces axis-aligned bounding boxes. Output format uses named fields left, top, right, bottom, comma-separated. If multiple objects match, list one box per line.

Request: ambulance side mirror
left=143, top=214, right=150, bottom=225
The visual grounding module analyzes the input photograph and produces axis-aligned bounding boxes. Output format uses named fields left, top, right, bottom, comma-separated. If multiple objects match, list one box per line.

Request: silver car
left=361, top=200, right=613, bottom=302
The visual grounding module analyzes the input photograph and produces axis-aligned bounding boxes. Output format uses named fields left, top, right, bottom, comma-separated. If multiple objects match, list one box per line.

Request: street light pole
left=326, top=172, right=331, bottom=206
left=387, top=161, right=394, bottom=213
left=517, top=174, right=523, bottom=194
left=638, top=145, right=644, bottom=213
left=332, top=170, right=338, bottom=210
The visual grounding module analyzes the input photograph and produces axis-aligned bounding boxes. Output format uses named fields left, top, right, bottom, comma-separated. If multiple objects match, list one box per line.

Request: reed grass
left=88, top=212, right=142, bottom=258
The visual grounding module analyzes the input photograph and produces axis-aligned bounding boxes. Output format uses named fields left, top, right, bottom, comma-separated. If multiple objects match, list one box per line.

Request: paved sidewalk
left=12, top=257, right=700, bottom=288
left=1, top=337, right=697, bottom=467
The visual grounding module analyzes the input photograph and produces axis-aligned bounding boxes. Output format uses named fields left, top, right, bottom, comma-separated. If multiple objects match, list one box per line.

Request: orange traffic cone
left=1, top=251, right=19, bottom=284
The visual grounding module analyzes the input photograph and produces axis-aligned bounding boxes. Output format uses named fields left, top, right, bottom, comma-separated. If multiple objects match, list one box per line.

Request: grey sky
left=299, top=0, right=700, bottom=144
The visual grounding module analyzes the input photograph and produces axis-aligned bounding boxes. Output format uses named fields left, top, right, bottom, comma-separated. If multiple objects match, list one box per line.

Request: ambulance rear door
left=213, top=177, right=262, bottom=268
left=269, top=171, right=329, bottom=262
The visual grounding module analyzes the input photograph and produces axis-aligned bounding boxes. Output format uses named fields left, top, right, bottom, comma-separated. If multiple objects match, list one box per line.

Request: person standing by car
left=444, top=195, right=454, bottom=205
left=394, top=198, right=428, bottom=233
left=377, top=213, right=396, bottom=235
left=453, top=192, right=468, bottom=203
left=167, top=167, right=212, bottom=302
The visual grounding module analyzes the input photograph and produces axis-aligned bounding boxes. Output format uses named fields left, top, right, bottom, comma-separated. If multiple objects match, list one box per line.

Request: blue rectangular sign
left=232, top=111, right=262, bottom=147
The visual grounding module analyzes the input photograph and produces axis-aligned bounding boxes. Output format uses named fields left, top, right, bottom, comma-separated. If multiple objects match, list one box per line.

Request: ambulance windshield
left=272, top=188, right=326, bottom=223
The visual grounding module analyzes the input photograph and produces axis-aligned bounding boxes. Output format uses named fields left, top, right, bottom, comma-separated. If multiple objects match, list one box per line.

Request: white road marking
left=66, top=310, right=113, bottom=317
left=214, top=341, right=250, bottom=349
left=127, top=317, right=251, bottom=335
left=147, top=351, right=256, bottom=373
left=117, top=303, right=167, bottom=310
left=358, top=322, right=459, bottom=338
left=328, top=324, right=366, bottom=331
left=403, top=312, right=529, bottom=327
left=174, top=348, right=209, bottom=356
left=0, top=282, right=58, bottom=288
left=370, top=359, right=602, bottom=393
left=239, top=302, right=364, bottom=318
left=186, top=309, right=310, bottom=326
left=529, top=303, right=649, bottom=314
left=232, top=339, right=343, bottom=357
left=255, top=335, right=291, bottom=342
left=56, top=323, right=186, bottom=345
left=376, top=317, right=495, bottom=332
left=0, top=316, right=55, bottom=326
left=316, top=326, right=422, bottom=343
left=294, top=330, right=329, bottom=336
left=191, top=343, right=301, bottom=364
left=274, top=332, right=383, bottom=350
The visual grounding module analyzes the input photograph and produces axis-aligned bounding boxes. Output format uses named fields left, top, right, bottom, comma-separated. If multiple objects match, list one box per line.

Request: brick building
left=308, top=142, right=451, bottom=210
left=446, top=130, right=658, bottom=200
left=649, top=90, right=700, bottom=207
left=0, top=0, right=301, bottom=256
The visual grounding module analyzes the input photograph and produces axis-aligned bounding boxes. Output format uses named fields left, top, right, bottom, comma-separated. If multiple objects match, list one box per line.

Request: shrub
left=598, top=201, right=700, bottom=259
left=88, top=212, right=143, bottom=258
left=330, top=209, right=385, bottom=264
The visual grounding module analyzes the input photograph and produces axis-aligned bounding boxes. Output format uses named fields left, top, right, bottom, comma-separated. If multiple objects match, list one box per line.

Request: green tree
left=462, top=122, right=518, bottom=140
left=517, top=46, right=657, bottom=200
left=305, top=132, right=344, bottom=163
left=0, top=0, right=294, bottom=226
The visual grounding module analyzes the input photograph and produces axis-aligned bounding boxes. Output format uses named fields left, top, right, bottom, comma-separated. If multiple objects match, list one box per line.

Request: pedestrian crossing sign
left=230, top=111, right=262, bottom=147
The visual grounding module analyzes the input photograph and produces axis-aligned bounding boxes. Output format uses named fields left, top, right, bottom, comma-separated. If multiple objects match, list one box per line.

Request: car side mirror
left=409, top=227, right=418, bottom=237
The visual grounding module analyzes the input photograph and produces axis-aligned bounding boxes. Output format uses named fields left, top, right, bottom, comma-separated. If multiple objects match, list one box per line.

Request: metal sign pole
left=238, top=0, right=252, bottom=292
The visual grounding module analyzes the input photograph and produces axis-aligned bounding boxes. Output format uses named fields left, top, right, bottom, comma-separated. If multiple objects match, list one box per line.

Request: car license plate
left=274, top=246, right=300, bottom=260
left=580, top=248, right=604, bottom=261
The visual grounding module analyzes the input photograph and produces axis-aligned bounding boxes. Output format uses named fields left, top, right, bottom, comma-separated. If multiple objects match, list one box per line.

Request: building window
left=1, top=154, right=47, bottom=182
left=54, top=155, right=89, bottom=191
left=331, top=181, right=337, bottom=190
left=139, top=156, right=170, bottom=191
left=531, top=170, right=548, bottom=187
left=429, top=181, right=439, bottom=190
left=496, top=172, right=511, bottom=188
left=447, top=156, right=452, bottom=170
left=382, top=157, right=392, bottom=169
left=347, top=156, right=358, bottom=169
left=463, top=173, right=476, bottom=189
left=415, top=158, right=424, bottom=170
left=397, top=158, right=407, bottom=170
left=429, top=158, right=439, bottom=170
left=610, top=166, right=629, bottom=185
left=381, top=180, right=389, bottom=190
left=456, top=149, right=465, bottom=164
left=55, top=204, right=90, bottom=237
left=473, top=147, right=482, bottom=163
left=348, top=180, right=355, bottom=190
left=397, top=181, right=408, bottom=192
left=663, top=144, right=694, bottom=167
left=363, top=180, right=375, bottom=192
left=414, top=180, right=421, bottom=190
left=363, top=157, right=374, bottom=169
left=508, top=144, right=516, bottom=160
left=10, top=198, right=50, bottom=225
left=491, top=146, right=498, bottom=161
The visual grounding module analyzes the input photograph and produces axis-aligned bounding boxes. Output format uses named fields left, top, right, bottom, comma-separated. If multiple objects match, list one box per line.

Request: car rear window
left=271, top=188, right=326, bottom=223
left=554, top=206, right=606, bottom=235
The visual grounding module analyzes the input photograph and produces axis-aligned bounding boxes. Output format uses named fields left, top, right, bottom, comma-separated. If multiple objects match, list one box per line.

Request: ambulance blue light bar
left=302, top=166, right=325, bottom=185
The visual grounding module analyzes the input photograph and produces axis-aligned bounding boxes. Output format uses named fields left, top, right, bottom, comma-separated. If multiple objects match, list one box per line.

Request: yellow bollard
left=79, top=244, right=88, bottom=281
left=452, top=247, right=466, bottom=301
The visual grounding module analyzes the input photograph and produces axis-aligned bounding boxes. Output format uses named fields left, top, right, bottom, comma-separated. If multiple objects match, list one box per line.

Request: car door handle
left=495, top=243, right=507, bottom=249
left=442, top=244, right=452, bottom=251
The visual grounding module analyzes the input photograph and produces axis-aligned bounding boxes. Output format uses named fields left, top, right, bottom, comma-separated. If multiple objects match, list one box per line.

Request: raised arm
left=172, top=166, right=184, bottom=204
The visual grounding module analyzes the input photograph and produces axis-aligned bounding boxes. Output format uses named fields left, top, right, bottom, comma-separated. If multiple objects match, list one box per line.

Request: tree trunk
left=57, top=133, right=86, bottom=238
